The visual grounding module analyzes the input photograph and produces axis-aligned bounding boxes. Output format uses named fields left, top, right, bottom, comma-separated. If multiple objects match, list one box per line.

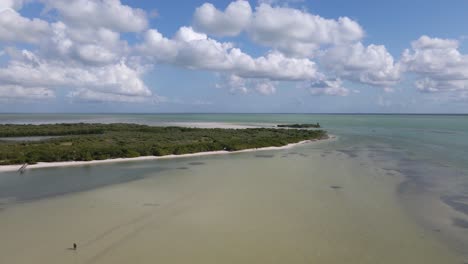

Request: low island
left=0, top=123, right=327, bottom=165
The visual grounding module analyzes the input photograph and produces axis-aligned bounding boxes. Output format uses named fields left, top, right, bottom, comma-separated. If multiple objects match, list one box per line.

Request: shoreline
left=0, top=136, right=334, bottom=172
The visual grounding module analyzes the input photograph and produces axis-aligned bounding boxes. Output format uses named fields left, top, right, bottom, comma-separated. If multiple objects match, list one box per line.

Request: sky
left=0, top=0, right=468, bottom=113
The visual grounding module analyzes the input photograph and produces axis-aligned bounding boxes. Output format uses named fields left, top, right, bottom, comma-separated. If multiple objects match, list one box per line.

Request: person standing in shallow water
left=73, top=243, right=77, bottom=250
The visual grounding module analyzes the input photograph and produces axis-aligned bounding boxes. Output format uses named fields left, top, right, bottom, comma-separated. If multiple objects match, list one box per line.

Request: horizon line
left=1, top=112, right=468, bottom=115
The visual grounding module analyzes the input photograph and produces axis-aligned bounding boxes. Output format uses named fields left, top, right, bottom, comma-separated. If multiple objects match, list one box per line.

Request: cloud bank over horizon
left=0, top=0, right=467, bottom=111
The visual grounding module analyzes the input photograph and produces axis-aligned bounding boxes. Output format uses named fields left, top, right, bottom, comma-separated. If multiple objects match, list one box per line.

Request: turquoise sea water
left=2, top=113, right=467, bottom=172
left=1, top=113, right=468, bottom=259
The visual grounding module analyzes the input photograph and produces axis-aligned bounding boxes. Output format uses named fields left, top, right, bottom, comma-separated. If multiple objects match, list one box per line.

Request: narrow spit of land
left=0, top=123, right=327, bottom=165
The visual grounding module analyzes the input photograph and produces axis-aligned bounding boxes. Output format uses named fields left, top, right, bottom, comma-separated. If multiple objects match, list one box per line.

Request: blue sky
left=0, top=0, right=467, bottom=113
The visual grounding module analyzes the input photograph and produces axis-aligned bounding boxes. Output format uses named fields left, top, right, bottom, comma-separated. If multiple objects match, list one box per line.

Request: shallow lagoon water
left=0, top=114, right=468, bottom=263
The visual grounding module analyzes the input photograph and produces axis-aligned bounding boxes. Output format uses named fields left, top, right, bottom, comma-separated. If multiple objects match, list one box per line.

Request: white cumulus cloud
left=401, top=35, right=468, bottom=93
left=42, top=21, right=127, bottom=66
left=6, top=0, right=468, bottom=104
left=138, top=26, right=320, bottom=81
left=0, top=0, right=155, bottom=102
left=193, top=0, right=252, bottom=37
left=254, top=80, right=276, bottom=95
left=0, top=85, right=55, bottom=99
left=0, top=49, right=152, bottom=102
left=0, top=0, right=28, bottom=10
left=321, top=42, right=401, bottom=87
left=248, top=4, right=364, bottom=57
left=41, top=0, right=148, bottom=32
left=0, top=9, right=50, bottom=43
left=216, top=74, right=277, bottom=95
left=192, top=2, right=364, bottom=57
left=216, top=74, right=249, bottom=94
left=307, top=79, right=349, bottom=96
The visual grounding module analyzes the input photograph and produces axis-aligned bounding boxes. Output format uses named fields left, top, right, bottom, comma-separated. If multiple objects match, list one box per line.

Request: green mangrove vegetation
left=0, top=123, right=327, bottom=165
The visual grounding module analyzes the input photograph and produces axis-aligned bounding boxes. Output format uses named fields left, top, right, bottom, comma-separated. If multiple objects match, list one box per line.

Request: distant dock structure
left=18, top=163, right=28, bottom=174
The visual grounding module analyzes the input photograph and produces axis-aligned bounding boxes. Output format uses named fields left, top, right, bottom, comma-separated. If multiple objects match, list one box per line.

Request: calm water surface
left=0, top=113, right=467, bottom=263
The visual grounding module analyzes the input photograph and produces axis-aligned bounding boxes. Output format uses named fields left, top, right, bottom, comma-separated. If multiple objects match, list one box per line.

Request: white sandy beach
left=0, top=137, right=333, bottom=172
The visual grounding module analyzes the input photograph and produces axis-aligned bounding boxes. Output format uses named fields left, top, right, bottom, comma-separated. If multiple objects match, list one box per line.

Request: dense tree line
left=0, top=123, right=327, bottom=165
left=0, top=123, right=172, bottom=137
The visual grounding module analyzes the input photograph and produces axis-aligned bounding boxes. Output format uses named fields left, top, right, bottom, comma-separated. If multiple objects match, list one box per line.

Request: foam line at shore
left=0, top=136, right=335, bottom=172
